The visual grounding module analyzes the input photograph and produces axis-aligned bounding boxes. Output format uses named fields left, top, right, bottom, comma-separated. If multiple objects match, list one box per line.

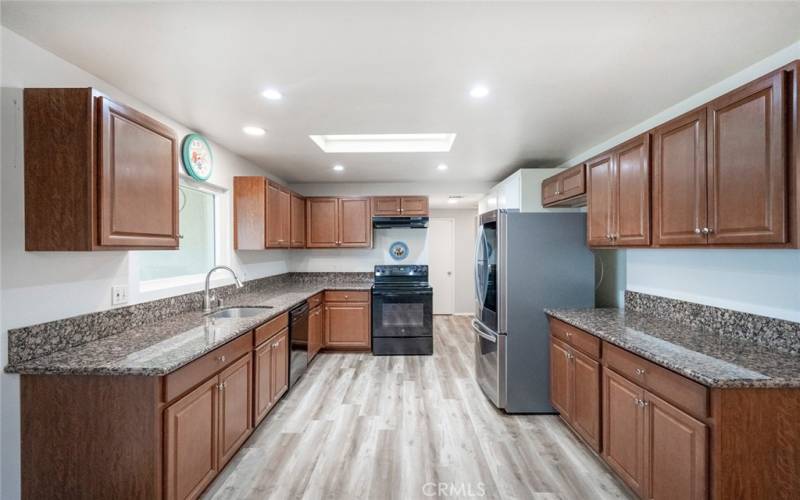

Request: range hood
left=372, top=216, right=429, bottom=229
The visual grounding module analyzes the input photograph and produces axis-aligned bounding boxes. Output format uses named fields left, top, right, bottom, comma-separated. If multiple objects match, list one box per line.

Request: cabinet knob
left=396, top=208, right=401, bottom=212
left=606, top=234, right=612, bottom=240
left=634, top=368, right=646, bottom=376
left=701, top=227, right=713, bottom=235
left=273, top=342, right=279, bottom=348
left=218, top=383, right=225, bottom=391
left=217, top=355, right=226, bottom=363
left=694, top=228, right=701, bottom=234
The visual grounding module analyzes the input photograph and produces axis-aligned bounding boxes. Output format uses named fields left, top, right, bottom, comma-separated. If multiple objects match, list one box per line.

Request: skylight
left=309, top=133, right=456, bottom=153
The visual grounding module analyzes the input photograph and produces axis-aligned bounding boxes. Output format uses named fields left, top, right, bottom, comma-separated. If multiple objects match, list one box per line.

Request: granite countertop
left=6, top=281, right=371, bottom=377
left=545, top=308, right=800, bottom=388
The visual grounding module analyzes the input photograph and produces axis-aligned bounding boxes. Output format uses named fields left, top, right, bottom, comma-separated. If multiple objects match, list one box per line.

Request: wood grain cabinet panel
left=653, top=108, right=708, bottom=246
left=266, top=182, right=290, bottom=248
left=164, top=378, right=218, bottom=500
left=542, top=177, right=561, bottom=206
left=587, top=153, right=616, bottom=246
left=614, top=134, right=651, bottom=246
left=290, top=192, right=306, bottom=248
left=560, top=165, right=587, bottom=200
left=708, top=70, right=787, bottom=245
left=550, top=338, right=573, bottom=421
left=372, top=196, right=402, bottom=215
left=645, top=392, right=708, bottom=500
left=603, top=368, right=647, bottom=497
left=217, top=355, right=253, bottom=468
left=338, top=197, right=372, bottom=247
left=253, top=339, right=274, bottom=425
left=24, top=88, right=179, bottom=250
left=572, top=349, right=601, bottom=451
left=233, top=177, right=266, bottom=250
left=306, top=197, right=339, bottom=247
left=400, top=196, right=429, bottom=215
left=325, top=301, right=371, bottom=349
left=271, top=329, right=289, bottom=402
left=542, top=165, right=587, bottom=207
left=308, top=304, right=324, bottom=361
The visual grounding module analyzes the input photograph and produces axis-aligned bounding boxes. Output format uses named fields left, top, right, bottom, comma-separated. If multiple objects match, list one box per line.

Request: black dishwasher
left=289, top=302, right=309, bottom=387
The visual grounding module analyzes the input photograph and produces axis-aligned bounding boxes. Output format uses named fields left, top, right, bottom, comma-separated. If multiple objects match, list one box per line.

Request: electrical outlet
left=112, top=285, right=128, bottom=305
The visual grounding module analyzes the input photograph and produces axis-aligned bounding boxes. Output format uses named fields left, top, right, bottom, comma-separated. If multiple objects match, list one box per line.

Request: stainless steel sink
left=205, top=307, right=273, bottom=319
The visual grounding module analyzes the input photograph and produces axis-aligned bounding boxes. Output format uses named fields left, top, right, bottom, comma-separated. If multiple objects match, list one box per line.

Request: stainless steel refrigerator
left=473, top=210, right=594, bottom=413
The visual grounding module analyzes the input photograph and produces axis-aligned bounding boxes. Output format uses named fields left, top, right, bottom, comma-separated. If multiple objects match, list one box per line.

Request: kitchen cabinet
left=549, top=338, right=572, bottom=421
left=372, top=196, right=402, bottom=215
left=603, top=368, right=647, bottom=497
left=372, top=196, right=429, bottom=216
left=308, top=303, right=324, bottom=361
left=24, top=88, right=179, bottom=251
left=587, top=134, right=650, bottom=247
left=234, top=177, right=266, bottom=250
left=266, top=181, right=291, bottom=248
left=541, top=165, right=587, bottom=207
left=324, top=291, right=371, bottom=350
left=290, top=192, right=306, bottom=248
left=401, top=196, right=429, bottom=215
left=253, top=316, right=289, bottom=425
left=217, top=355, right=253, bottom=468
left=306, top=197, right=372, bottom=248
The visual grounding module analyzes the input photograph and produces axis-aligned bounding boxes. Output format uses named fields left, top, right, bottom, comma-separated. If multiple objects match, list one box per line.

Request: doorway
left=428, top=218, right=455, bottom=315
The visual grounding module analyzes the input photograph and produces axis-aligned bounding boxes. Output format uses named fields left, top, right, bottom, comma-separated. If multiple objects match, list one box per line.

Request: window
left=138, top=185, right=216, bottom=283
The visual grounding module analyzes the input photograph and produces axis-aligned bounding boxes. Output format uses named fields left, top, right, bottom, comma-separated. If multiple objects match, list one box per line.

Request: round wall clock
left=389, top=241, right=409, bottom=261
left=181, top=133, right=213, bottom=181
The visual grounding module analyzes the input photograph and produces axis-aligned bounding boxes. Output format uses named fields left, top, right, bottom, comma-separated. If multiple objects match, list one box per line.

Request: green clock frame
left=181, top=133, right=214, bottom=181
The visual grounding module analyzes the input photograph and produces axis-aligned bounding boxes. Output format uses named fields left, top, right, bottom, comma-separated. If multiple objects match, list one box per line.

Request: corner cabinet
left=24, top=88, right=179, bottom=251
left=233, top=177, right=301, bottom=250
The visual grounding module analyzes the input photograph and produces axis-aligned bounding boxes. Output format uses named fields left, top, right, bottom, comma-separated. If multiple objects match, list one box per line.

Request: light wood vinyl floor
left=203, top=315, right=633, bottom=500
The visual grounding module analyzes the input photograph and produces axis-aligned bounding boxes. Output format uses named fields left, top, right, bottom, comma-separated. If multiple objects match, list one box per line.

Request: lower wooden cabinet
left=308, top=304, right=323, bottom=361
left=549, top=336, right=601, bottom=451
left=254, top=328, right=289, bottom=425
left=324, top=292, right=371, bottom=350
left=165, top=354, right=253, bottom=500
left=603, top=368, right=648, bottom=497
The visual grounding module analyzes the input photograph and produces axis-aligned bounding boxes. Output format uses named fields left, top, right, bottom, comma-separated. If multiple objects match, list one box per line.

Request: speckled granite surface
left=626, top=291, right=800, bottom=354
left=5, top=273, right=372, bottom=376
left=545, top=307, right=800, bottom=388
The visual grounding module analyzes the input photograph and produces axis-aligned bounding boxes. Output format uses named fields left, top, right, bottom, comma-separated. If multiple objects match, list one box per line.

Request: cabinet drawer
left=604, top=342, right=708, bottom=419
left=307, top=293, right=323, bottom=309
left=549, top=318, right=601, bottom=360
left=254, top=312, right=289, bottom=347
left=164, top=331, right=253, bottom=404
left=324, top=290, right=370, bottom=303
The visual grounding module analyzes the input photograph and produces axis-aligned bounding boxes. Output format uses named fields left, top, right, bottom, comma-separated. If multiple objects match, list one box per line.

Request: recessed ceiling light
left=243, top=126, right=266, bottom=136
left=437, top=163, right=448, bottom=171
left=332, top=164, right=345, bottom=172
left=470, top=84, right=490, bottom=98
left=261, top=89, right=283, bottom=100
left=309, top=133, right=456, bottom=153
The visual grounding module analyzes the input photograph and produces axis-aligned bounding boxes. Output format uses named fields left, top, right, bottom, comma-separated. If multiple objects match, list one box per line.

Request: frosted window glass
left=139, top=186, right=215, bottom=281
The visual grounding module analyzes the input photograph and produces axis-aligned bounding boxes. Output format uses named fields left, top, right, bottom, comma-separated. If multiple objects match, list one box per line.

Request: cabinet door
left=271, top=330, right=289, bottom=402
left=266, top=183, right=288, bottom=248
left=325, top=302, right=371, bottom=349
left=603, top=369, right=647, bottom=497
left=614, top=134, right=651, bottom=246
left=560, top=165, right=586, bottom=200
left=290, top=193, right=306, bottom=248
left=164, top=378, right=218, bottom=500
left=707, top=71, right=787, bottom=245
left=233, top=177, right=266, bottom=250
left=97, top=97, right=179, bottom=248
left=253, top=341, right=273, bottom=425
left=542, top=177, right=561, bottom=206
left=653, top=109, right=708, bottom=246
left=218, top=355, right=253, bottom=468
left=308, top=305, right=323, bottom=361
left=587, top=153, right=615, bottom=246
left=372, top=196, right=401, bottom=216
left=645, top=392, right=708, bottom=500
left=400, top=196, right=429, bottom=215
left=338, top=198, right=372, bottom=247
left=572, top=349, right=601, bottom=452
left=306, top=198, right=339, bottom=248
left=549, top=338, right=572, bottom=421
left=279, top=188, right=291, bottom=246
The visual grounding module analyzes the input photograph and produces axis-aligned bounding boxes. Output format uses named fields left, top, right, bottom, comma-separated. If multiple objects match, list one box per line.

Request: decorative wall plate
left=181, top=133, right=213, bottom=181
left=389, top=241, right=409, bottom=261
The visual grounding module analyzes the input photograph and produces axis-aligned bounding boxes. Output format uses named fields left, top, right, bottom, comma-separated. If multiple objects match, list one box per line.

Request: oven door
left=371, top=289, right=433, bottom=338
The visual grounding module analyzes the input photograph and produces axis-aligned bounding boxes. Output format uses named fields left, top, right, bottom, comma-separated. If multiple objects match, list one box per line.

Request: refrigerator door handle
left=471, top=319, right=497, bottom=343
left=473, top=231, right=484, bottom=306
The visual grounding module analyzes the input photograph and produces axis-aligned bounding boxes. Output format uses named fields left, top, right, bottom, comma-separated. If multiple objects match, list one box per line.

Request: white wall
left=430, top=209, right=477, bottom=314
left=559, top=40, right=800, bottom=320
left=0, top=27, right=290, bottom=499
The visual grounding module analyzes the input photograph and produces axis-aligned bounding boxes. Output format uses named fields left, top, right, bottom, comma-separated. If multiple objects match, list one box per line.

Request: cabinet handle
left=634, top=368, right=646, bottom=376
left=217, top=355, right=226, bottom=363
left=606, top=234, right=612, bottom=240
left=694, top=228, right=701, bottom=234
left=273, top=342, right=279, bottom=348
left=565, top=331, right=572, bottom=338
left=396, top=208, right=401, bottom=212
left=218, top=383, right=225, bottom=391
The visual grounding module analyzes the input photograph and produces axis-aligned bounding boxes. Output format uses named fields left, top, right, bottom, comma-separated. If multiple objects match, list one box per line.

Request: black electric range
left=371, top=265, right=433, bottom=355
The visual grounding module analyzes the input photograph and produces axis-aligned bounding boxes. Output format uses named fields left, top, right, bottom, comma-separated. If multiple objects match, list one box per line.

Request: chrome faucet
left=203, top=266, right=244, bottom=313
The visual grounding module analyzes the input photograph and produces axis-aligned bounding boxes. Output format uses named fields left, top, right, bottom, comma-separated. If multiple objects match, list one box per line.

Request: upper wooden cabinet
left=587, top=134, right=650, bottom=247
left=233, top=177, right=266, bottom=250
left=306, top=197, right=372, bottom=248
left=24, top=88, right=179, bottom=251
left=290, top=193, right=306, bottom=248
left=372, top=196, right=429, bottom=216
left=266, top=181, right=290, bottom=248
left=542, top=165, right=587, bottom=207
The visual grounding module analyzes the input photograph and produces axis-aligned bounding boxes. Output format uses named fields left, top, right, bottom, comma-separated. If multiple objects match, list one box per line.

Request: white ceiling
left=3, top=1, right=800, bottom=186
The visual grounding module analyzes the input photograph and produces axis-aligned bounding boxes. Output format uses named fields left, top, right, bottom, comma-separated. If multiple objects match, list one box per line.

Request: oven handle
left=471, top=319, right=497, bottom=343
